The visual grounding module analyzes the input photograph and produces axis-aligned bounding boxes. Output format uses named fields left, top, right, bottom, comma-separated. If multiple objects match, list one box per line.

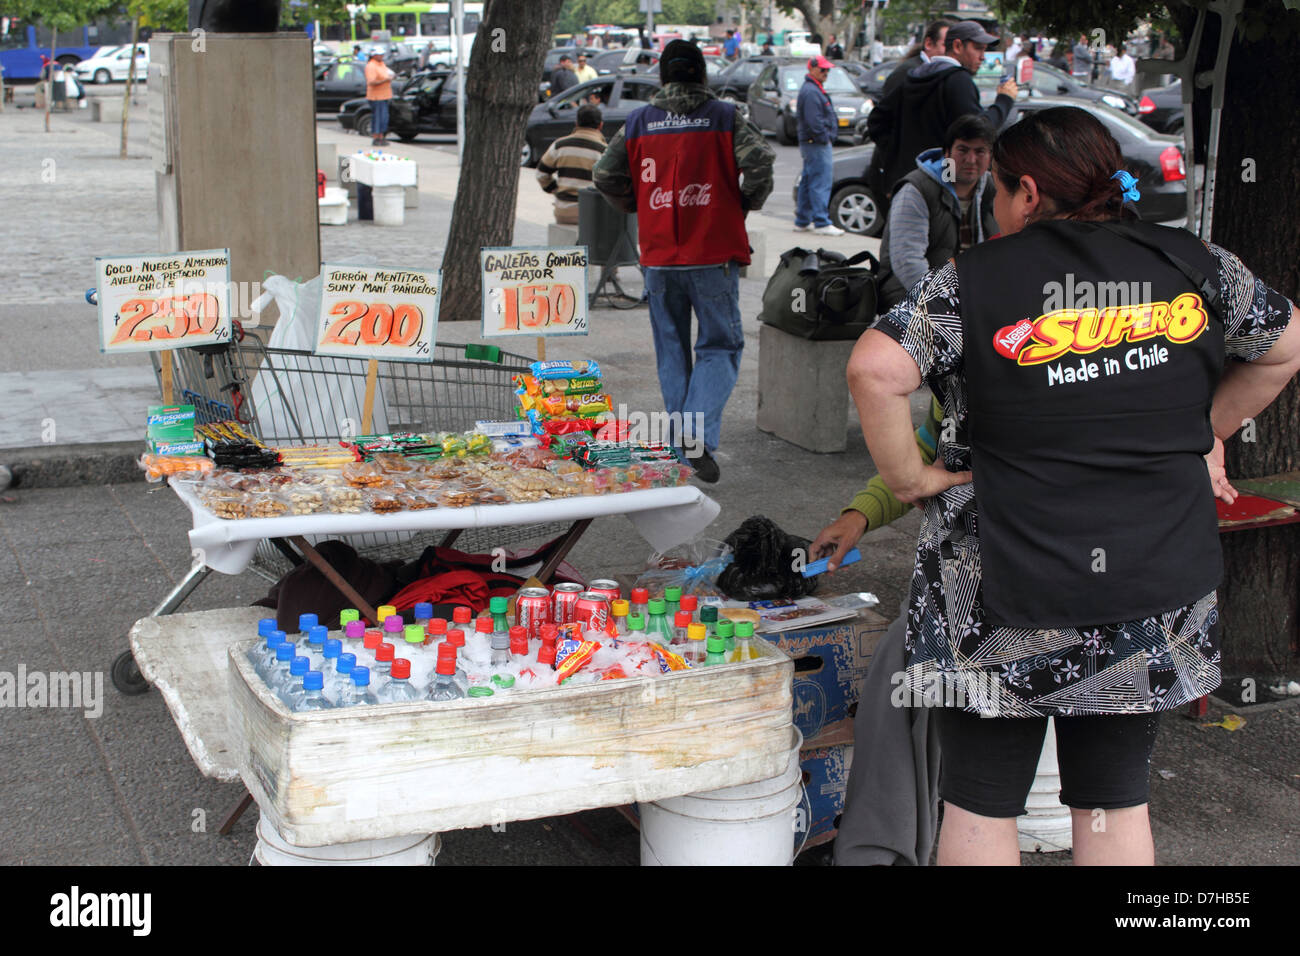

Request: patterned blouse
left=873, top=241, right=1295, bottom=717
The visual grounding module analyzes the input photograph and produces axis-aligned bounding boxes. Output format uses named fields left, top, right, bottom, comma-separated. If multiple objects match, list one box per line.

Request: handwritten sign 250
left=493, top=282, right=581, bottom=332
left=109, top=293, right=225, bottom=345
left=320, top=300, right=428, bottom=351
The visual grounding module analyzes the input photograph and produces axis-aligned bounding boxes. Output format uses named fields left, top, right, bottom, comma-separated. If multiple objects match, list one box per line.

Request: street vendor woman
left=845, top=106, right=1300, bottom=865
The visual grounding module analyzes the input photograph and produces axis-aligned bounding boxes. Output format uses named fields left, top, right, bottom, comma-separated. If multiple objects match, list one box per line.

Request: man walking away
left=592, top=40, right=775, bottom=483
left=551, top=55, right=579, bottom=95
left=365, top=50, right=395, bottom=146
left=794, top=55, right=844, bottom=236
left=536, top=104, right=608, bottom=225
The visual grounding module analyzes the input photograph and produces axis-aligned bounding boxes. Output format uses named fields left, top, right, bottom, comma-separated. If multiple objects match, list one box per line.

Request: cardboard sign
left=480, top=246, right=589, bottom=338
left=314, top=264, right=440, bottom=362
left=96, top=250, right=232, bottom=353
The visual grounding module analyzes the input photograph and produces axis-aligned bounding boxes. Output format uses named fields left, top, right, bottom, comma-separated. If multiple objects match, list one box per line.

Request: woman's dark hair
left=904, top=18, right=952, bottom=59
left=992, top=106, right=1137, bottom=221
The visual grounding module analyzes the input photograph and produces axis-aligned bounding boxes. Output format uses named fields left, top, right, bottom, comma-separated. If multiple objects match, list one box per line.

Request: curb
left=1, top=441, right=145, bottom=490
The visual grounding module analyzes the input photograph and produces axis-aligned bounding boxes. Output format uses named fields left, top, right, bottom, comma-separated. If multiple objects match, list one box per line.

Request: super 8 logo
left=993, top=292, right=1208, bottom=365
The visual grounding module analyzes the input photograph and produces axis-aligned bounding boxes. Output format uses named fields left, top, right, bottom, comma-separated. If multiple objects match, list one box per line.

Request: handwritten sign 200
left=493, top=283, right=582, bottom=332
left=109, top=293, right=225, bottom=345
left=320, top=301, right=426, bottom=349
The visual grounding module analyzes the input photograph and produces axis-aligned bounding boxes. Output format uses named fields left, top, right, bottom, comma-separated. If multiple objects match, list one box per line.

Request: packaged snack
left=139, top=454, right=214, bottom=482
left=465, top=433, right=492, bottom=455
left=554, top=638, right=601, bottom=683
left=529, top=359, right=601, bottom=382
left=396, top=490, right=438, bottom=511
left=275, top=443, right=357, bottom=470
left=598, top=664, right=628, bottom=681
left=365, top=489, right=405, bottom=513
left=323, top=486, right=364, bottom=514
left=370, top=452, right=415, bottom=474
left=199, top=487, right=249, bottom=520
left=651, top=643, right=692, bottom=674
left=248, top=493, right=291, bottom=518
left=439, top=432, right=468, bottom=457
left=286, top=486, right=325, bottom=515
left=341, top=461, right=388, bottom=487
left=540, top=393, right=613, bottom=419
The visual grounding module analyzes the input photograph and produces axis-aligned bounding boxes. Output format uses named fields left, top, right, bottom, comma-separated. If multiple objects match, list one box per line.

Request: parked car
left=591, top=47, right=657, bottom=75
left=797, top=95, right=1189, bottom=237
left=1137, top=80, right=1183, bottom=134
left=747, top=62, right=871, bottom=145
left=337, top=71, right=457, bottom=140
left=315, top=60, right=369, bottom=113
left=523, top=73, right=662, bottom=167
left=709, top=55, right=782, bottom=102
left=73, top=43, right=147, bottom=84
left=850, top=59, right=903, bottom=98
left=1014, top=61, right=1139, bottom=115
left=358, top=40, right=419, bottom=74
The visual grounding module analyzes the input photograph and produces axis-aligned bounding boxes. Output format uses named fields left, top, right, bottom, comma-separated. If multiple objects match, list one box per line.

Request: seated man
left=874, top=114, right=999, bottom=311
left=535, top=104, right=608, bottom=225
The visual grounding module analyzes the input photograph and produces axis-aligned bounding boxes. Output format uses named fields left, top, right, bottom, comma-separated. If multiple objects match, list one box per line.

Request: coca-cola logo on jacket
left=648, top=183, right=714, bottom=210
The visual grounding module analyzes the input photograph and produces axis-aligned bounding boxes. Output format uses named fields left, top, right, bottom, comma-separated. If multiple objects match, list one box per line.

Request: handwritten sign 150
left=314, top=265, right=440, bottom=361
left=481, top=247, right=589, bottom=338
left=96, top=250, right=232, bottom=353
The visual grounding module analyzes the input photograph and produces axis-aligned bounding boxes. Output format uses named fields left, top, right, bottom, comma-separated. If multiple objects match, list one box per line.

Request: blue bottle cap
left=303, top=671, right=324, bottom=691
left=258, top=618, right=277, bottom=636
left=309, top=625, right=328, bottom=646
left=414, top=602, right=434, bottom=621
left=351, top=666, right=371, bottom=686
left=337, top=653, right=357, bottom=674
left=323, top=638, right=342, bottom=659
left=298, top=613, right=319, bottom=633
left=269, top=629, right=287, bottom=646
left=290, top=656, right=310, bottom=676
left=275, top=642, right=295, bottom=662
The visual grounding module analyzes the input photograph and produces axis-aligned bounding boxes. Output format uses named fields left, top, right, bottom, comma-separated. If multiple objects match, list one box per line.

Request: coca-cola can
left=516, top=587, right=552, bottom=640
left=574, top=592, right=611, bottom=632
left=552, top=582, right=584, bottom=625
left=587, top=579, right=621, bottom=604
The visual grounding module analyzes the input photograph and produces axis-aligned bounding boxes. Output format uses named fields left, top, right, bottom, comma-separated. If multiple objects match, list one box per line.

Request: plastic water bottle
left=716, top=619, right=735, bottom=654
left=427, top=653, right=465, bottom=701
left=729, top=621, right=759, bottom=662
left=339, top=665, right=378, bottom=707
left=320, top=638, right=343, bottom=679
left=376, top=604, right=397, bottom=624
left=509, top=625, right=529, bottom=661
left=413, top=602, right=434, bottom=627
left=672, top=611, right=692, bottom=648
left=263, top=641, right=296, bottom=691
left=435, top=642, right=468, bottom=692
left=611, top=599, right=630, bottom=636
left=253, top=630, right=288, bottom=680
left=343, top=620, right=366, bottom=643
left=382, top=614, right=405, bottom=651
left=680, top=594, right=698, bottom=621
left=489, top=596, right=510, bottom=633
left=378, top=659, right=424, bottom=703
left=645, top=599, right=675, bottom=645
left=685, top=622, right=707, bottom=665
left=630, top=587, right=649, bottom=624
left=275, top=656, right=311, bottom=702
left=426, top=618, right=448, bottom=645
left=339, top=608, right=360, bottom=627
left=403, top=624, right=428, bottom=662
left=288, top=671, right=333, bottom=712
left=452, top=606, right=473, bottom=629
left=490, top=631, right=511, bottom=669
left=297, top=613, right=318, bottom=643
left=475, top=616, right=495, bottom=650
left=305, top=624, right=328, bottom=665
left=664, top=586, right=682, bottom=619
left=372, top=642, right=396, bottom=692
left=625, top=614, right=647, bottom=641
left=325, top=652, right=356, bottom=703
left=703, top=634, right=727, bottom=666
left=699, top=606, right=718, bottom=639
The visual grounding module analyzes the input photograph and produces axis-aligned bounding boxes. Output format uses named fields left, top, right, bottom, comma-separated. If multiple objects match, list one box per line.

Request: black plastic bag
left=716, top=515, right=820, bottom=602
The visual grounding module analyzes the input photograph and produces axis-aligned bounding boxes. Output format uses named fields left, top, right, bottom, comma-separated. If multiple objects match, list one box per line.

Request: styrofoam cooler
left=319, top=186, right=349, bottom=226
left=638, top=727, right=805, bottom=866
left=254, top=813, right=440, bottom=866
left=349, top=153, right=417, bottom=188
left=1017, top=721, right=1073, bottom=852
left=373, top=185, right=405, bottom=225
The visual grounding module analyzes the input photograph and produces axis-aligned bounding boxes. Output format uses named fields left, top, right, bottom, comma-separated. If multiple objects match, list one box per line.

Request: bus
left=0, top=16, right=133, bottom=82
left=322, top=2, right=483, bottom=64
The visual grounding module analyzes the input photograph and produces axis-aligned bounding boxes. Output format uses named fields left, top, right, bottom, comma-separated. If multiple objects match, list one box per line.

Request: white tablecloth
left=171, top=478, right=720, bottom=575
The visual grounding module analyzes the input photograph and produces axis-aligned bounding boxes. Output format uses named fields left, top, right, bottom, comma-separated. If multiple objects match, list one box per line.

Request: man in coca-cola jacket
left=593, top=39, right=774, bottom=483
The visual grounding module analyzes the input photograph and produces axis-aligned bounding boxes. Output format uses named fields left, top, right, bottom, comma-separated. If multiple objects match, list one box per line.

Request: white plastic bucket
left=372, top=185, right=405, bottom=226
left=253, top=814, right=440, bottom=866
left=1017, top=721, right=1073, bottom=852
left=638, top=727, right=804, bottom=866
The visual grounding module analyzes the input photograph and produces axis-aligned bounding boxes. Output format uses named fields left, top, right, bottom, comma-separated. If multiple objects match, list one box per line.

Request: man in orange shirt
left=365, top=50, right=395, bottom=146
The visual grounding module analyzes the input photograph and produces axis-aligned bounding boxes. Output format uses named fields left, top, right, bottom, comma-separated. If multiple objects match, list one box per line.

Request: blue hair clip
left=1111, top=170, right=1141, bottom=204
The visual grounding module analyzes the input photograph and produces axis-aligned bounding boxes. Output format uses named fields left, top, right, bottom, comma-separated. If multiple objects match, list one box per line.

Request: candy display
left=139, top=453, right=214, bottom=482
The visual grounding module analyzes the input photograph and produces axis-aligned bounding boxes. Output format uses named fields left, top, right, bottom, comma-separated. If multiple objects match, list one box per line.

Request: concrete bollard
left=756, top=323, right=855, bottom=453
left=317, top=141, right=338, bottom=181
left=547, top=222, right=580, bottom=246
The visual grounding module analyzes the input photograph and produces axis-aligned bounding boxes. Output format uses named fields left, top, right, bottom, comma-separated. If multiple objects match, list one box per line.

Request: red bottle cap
left=538, top=644, right=557, bottom=666
left=540, top=623, right=559, bottom=642
left=390, top=658, right=411, bottom=680
left=452, top=606, right=472, bottom=624
left=376, top=642, right=395, bottom=663
left=363, top=629, right=383, bottom=649
left=436, top=656, right=456, bottom=676
left=446, top=628, right=465, bottom=648
left=674, top=611, right=692, bottom=627
left=437, top=642, right=457, bottom=660
left=510, top=632, right=529, bottom=655
left=680, top=595, right=698, bottom=612
left=427, top=618, right=447, bottom=636
left=631, top=588, right=649, bottom=603
left=509, top=625, right=527, bottom=641
left=475, top=617, right=493, bottom=633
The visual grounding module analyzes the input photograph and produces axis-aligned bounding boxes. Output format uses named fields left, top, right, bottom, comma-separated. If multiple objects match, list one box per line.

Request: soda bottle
left=427, top=653, right=465, bottom=702
left=437, top=640, right=469, bottom=691
left=611, top=599, right=630, bottom=636
left=403, top=623, right=427, bottom=659
left=372, top=642, right=397, bottom=692
left=699, top=606, right=718, bottom=639
left=376, top=605, right=397, bottom=624
left=625, top=614, right=647, bottom=640
left=685, top=623, right=707, bottom=665
left=716, top=619, right=736, bottom=653
left=664, top=586, right=682, bottom=619
left=343, top=620, right=366, bottom=643
left=253, top=629, right=287, bottom=679
left=645, top=599, right=675, bottom=645
left=703, top=635, right=727, bottom=666
left=264, top=642, right=296, bottom=692
left=426, top=618, right=448, bottom=644
left=509, top=625, right=528, bottom=660
left=340, top=665, right=378, bottom=707
left=362, top=628, right=383, bottom=657
left=629, top=587, right=649, bottom=623
left=489, top=596, right=510, bottom=633
left=679, top=594, right=698, bottom=621
left=413, top=602, right=434, bottom=626
left=339, top=608, right=360, bottom=627
left=382, top=614, right=405, bottom=647
left=672, top=611, right=693, bottom=647
left=490, top=631, right=511, bottom=669
left=379, top=659, right=424, bottom=703
left=452, top=606, right=473, bottom=629
left=729, top=620, right=759, bottom=662
left=275, top=655, right=311, bottom=702
left=538, top=633, right=558, bottom=667
left=475, top=616, right=494, bottom=650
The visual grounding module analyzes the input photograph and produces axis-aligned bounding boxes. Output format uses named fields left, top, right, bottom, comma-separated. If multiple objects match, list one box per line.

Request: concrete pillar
left=756, top=323, right=854, bottom=453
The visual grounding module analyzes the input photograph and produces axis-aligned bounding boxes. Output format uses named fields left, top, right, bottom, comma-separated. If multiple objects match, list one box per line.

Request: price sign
left=314, top=264, right=440, bottom=362
left=480, top=246, right=589, bottom=338
left=96, top=250, right=232, bottom=353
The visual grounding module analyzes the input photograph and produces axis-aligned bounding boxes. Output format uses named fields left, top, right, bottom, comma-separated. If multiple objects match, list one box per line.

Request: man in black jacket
left=881, top=19, right=952, bottom=101
left=868, top=20, right=1017, bottom=201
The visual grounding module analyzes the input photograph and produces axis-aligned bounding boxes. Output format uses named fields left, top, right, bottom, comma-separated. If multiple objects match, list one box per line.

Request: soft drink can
left=587, top=579, right=621, bottom=604
left=552, top=582, right=584, bottom=624
left=516, top=587, right=552, bottom=640
left=574, top=592, right=611, bottom=632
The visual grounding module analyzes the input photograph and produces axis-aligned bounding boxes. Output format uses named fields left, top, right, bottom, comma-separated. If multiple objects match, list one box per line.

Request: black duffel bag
left=758, top=246, right=879, bottom=341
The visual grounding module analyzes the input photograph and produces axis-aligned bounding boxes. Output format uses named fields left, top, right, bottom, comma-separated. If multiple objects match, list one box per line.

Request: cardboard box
left=760, top=607, right=887, bottom=741
left=798, top=742, right=854, bottom=849
left=146, top=404, right=202, bottom=456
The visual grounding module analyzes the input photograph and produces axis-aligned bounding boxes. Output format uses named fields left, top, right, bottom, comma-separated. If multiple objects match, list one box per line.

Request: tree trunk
left=792, top=0, right=863, bottom=56
left=439, top=0, right=567, bottom=323
left=121, top=18, right=140, bottom=159
left=46, top=27, right=57, bottom=132
left=1188, top=15, right=1300, bottom=677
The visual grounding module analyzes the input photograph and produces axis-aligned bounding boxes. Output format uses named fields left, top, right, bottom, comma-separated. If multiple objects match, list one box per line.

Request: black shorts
left=935, top=708, right=1162, bottom=818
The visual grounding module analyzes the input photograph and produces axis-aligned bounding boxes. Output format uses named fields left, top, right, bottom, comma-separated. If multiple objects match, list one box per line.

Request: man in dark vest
left=876, top=115, right=999, bottom=310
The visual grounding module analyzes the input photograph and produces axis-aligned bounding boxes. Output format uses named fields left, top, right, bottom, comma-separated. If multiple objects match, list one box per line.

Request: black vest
left=955, top=220, right=1225, bottom=628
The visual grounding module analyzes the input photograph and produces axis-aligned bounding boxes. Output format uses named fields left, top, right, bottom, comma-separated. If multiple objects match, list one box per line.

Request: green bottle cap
left=340, top=608, right=360, bottom=625
left=664, top=586, right=682, bottom=600
left=468, top=686, right=495, bottom=697
left=404, top=624, right=425, bottom=644
left=716, top=619, right=735, bottom=638
left=628, top=614, right=645, bottom=630
left=700, top=606, right=718, bottom=623
left=706, top=635, right=726, bottom=654
left=735, top=620, right=754, bottom=637
left=489, top=596, right=508, bottom=614
left=648, top=598, right=666, bottom=615
left=491, top=673, right=516, bottom=688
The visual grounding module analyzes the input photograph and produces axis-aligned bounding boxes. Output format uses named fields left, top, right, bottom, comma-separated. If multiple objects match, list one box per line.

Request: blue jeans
left=796, top=141, right=833, bottom=227
left=644, top=264, right=743, bottom=453
left=369, top=98, right=389, bottom=136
